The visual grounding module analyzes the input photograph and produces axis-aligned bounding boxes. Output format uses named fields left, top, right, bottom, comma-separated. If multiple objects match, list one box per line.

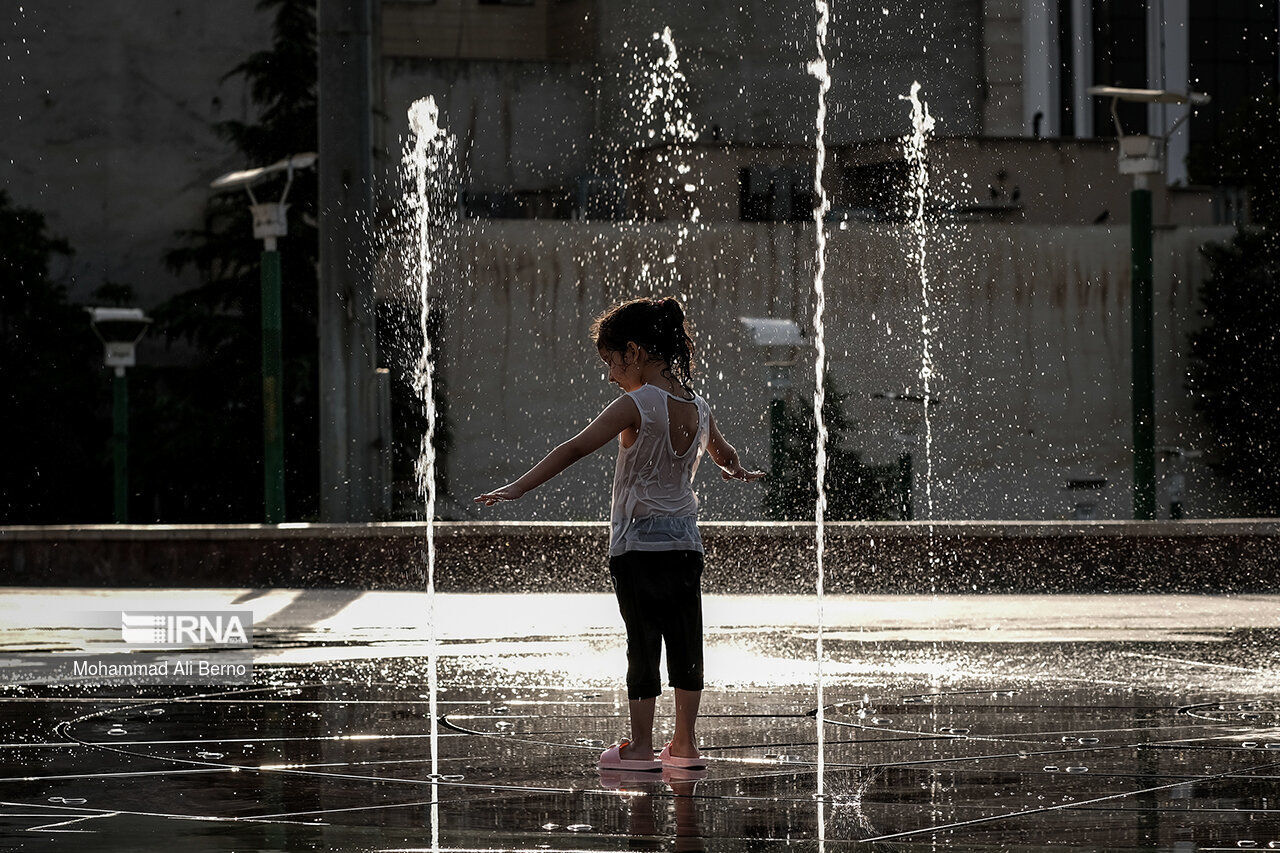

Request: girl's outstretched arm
left=707, top=412, right=767, bottom=482
left=474, top=395, right=640, bottom=506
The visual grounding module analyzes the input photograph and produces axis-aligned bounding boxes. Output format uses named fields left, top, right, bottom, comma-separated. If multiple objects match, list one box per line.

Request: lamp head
left=739, top=317, right=805, bottom=347
left=210, top=152, right=317, bottom=192
left=87, top=307, right=152, bottom=371
left=1086, top=86, right=1210, bottom=107
left=1087, top=86, right=1209, bottom=178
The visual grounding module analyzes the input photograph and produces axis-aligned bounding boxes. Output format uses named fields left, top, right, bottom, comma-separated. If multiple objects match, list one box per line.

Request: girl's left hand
left=473, top=484, right=526, bottom=506
left=722, top=465, right=767, bottom=482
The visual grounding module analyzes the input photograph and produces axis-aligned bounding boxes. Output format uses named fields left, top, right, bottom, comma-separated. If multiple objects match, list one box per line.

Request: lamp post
left=210, top=153, right=317, bottom=524
left=1087, top=86, right=1208, bottom=520
left=88, top=307, right=152, bottom=523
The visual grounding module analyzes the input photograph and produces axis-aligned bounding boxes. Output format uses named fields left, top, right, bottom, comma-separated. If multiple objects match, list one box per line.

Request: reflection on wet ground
left=2, top=590, right=1280, bottom=850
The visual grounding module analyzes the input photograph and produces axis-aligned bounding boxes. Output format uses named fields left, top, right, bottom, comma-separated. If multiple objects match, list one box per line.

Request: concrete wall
left=982, top=0, right=1025, bottom=135
left=838, top=137, right=1219, bottom=226
left=631, top=137, right=1222, bottom=225
left=3, top=1, right=267, bottom=305
left=381, top=0, right=594, bottom=62
left=593, top=0, right=987, bottom=150
left=381, top=58, right=595, bottom=192
left=380, top=0, right=992, bottom=198
left=395, top=220, right=1237, bottom=522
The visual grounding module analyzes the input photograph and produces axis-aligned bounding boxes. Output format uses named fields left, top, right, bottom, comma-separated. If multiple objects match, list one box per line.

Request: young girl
left=474, top=296, right=764, bottom=772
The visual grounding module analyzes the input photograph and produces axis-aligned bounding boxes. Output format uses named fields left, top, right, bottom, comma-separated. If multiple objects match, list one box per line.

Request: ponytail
left=591, top=296, right=696, bottom=391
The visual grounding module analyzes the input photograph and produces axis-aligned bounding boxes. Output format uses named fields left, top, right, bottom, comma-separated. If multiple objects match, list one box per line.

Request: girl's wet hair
left=591, top=296, right=696, bottom=391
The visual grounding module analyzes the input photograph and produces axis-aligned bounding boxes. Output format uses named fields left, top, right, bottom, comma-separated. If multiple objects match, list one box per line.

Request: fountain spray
left=806, top=0, right=832, bottom=827
left=406, top=94, right=452, bottom=853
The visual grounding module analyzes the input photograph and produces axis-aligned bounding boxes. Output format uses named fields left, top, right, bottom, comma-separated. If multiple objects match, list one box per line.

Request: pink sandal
left=660, top=742, right=707, bottom=770
left=598, top=739, right=662, bottom=771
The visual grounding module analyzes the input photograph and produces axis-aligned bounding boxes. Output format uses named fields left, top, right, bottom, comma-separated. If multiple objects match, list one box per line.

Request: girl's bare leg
left=618, top=696, right=656, bottom=759
left=668, top=687, right=701, bottom=758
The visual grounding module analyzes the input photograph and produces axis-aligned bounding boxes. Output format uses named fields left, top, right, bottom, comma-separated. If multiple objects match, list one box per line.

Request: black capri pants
left=608, top=548, right=704, bottom=700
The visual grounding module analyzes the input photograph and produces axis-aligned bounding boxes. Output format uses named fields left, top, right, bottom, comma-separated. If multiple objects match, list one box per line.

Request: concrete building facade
left=8, top=1, right=1273, bottom=301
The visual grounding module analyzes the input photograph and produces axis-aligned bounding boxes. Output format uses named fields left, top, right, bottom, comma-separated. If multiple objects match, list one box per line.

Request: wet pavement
left=1, top=588, right=1279, bottom=850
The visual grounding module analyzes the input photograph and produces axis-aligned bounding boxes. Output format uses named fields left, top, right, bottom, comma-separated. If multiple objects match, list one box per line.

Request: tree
left=148, top=0, right=320, bottom=520
left=1188, top=231, right=1280, bottom=514
left=1186, top=88, right=1280, bottom=515
left=762, top=374, right=900, bottom=521
left=0, top=192, right=110, bottom=522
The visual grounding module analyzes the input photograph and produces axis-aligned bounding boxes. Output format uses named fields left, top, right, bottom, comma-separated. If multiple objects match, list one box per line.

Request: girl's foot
left=661, top=741, right=706, bottom=770
left=618, top=740, right=655, bottom=761
left=666, top=739, right=700, bottom=760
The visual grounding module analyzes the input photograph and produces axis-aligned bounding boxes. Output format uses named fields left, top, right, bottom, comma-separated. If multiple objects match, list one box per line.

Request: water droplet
left=143, top=708, right=164, bottom=716
left=197, top=751, right=224, bottom=759
left=566, top=823, right=592, bottom=832
left=1066, top=766, right=1088, bottom=773
left=1043, top=765, right=1059, bottom=772
left=107, top=727, right=126, bottom=736
left=541, top=823, right=560, bottom=831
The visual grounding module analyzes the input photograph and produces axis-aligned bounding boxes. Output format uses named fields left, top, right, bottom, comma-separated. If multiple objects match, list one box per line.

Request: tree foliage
left=0, top=192, right=109, bottom=522
left=762, top=375, right=901, bottom=521
left=1188, top=231, right=1280, bottom=514
left=1187, top=88, right=1280, bottom=515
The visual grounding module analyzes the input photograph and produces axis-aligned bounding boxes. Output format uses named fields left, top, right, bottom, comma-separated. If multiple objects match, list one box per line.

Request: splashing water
left=405, top=94, right=453, bottom=853
left=900, top=82, right=936, bottom=521
left=806, top=0, right=831, bottom=823
left=637, top=27, right=701, bottom=293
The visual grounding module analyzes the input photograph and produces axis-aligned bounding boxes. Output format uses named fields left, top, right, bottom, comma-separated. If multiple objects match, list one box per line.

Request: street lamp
left=739, top=317, right=804, bottom=481
left=88, top=307, right=152, bottom=523
left=210, top=152, right=317, bottom=524
left=1088, top=86, right=1208, bottom=520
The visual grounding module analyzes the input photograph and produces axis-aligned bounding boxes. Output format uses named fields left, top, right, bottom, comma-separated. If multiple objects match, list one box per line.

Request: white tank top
left=608, top=383, right=710, bottom=557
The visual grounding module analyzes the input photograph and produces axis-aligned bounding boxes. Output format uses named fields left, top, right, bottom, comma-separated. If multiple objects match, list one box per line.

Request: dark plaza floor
left=1, top=589, right=1279, bottom=850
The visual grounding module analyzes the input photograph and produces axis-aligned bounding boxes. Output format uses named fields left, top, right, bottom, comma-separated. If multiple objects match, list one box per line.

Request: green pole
left=112, top=369, right=128, bottom=523
left=1131, top=185, right=1156, bottom=520
left=261, top=247, right=286, bottom=524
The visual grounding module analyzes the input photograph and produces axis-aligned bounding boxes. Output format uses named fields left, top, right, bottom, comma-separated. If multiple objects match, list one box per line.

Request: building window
left=739, top=166, right=816, bottom=223
left=841, top=162, right=908, bottom=221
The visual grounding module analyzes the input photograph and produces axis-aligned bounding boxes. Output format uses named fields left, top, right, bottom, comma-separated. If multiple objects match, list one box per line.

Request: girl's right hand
left=473, top=484, right=526, bottom=506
